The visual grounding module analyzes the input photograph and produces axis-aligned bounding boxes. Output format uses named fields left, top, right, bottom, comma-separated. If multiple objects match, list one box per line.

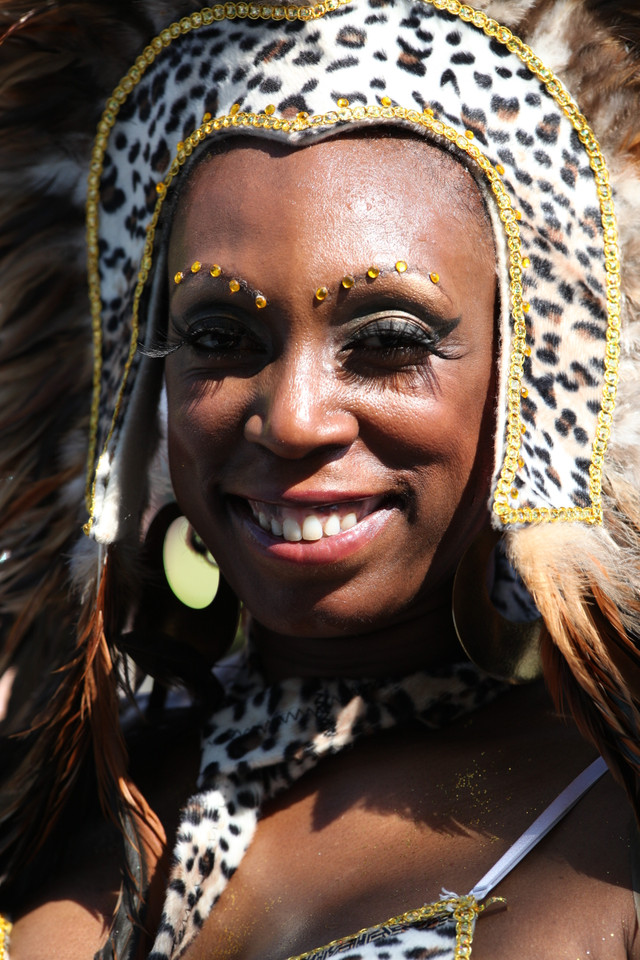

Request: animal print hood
left=85, top=0, right=624, bottom=544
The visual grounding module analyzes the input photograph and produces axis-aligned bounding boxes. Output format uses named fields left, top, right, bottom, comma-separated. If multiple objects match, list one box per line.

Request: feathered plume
left=0, top=0, right=165, bottom=939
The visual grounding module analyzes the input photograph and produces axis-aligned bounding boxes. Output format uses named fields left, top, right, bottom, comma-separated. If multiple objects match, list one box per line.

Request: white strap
left=469, top=756, right=607, bottom=902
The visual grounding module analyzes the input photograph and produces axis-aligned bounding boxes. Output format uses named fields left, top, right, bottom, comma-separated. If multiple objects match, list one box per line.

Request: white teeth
left=282, top=517, right=302, bottom=542
left=340, top=512, right=357, bottom=531
left=302, top=516, right=323, bottom=541
left=259, top=512, right=270, bottom=531
left=251, top=500, right=373, bottom=541
left=323, top=514, right=341, bottom=537
left=270, top=518, right=283, bottom=537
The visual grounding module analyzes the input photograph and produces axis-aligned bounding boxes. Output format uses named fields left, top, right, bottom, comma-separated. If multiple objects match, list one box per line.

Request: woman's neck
left=250, top=592, right=463, bottom=682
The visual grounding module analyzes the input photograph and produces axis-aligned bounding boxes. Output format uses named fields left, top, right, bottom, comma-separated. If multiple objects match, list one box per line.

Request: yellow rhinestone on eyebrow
left=341, top=275, right=355, bottom=289
left=255, top=294, right=267, bottom=309
left=430, top=272, right=440, bottom=284
left=315, top=286, right=329, bottom=301
left=210, top=264, right=221, bottom=277
left=395, top=260, right=408, bottom=274
left=174, top=271, right=185, bottom=285
left=229, top=279, right=240, bottom=293
left=191, top=260, right=202, bottom=274
left=367, top=266, right=380, bottom=279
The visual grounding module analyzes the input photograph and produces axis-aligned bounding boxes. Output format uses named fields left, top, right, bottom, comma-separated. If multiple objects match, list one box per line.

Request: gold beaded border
left=0, top=915, right=11, bottom=960
left=282, top=894, right=484, bottom=960
left=84, top=0, right=352, bottom=520
left=85, top=0, right=621, bottom=531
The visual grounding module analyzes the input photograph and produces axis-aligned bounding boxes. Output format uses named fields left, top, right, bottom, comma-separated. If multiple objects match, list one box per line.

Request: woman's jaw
left=164, top=133, right=498, bottom=679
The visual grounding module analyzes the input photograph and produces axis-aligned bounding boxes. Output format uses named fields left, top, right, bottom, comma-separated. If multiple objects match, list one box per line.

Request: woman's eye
left=344, top=316, right=444, bottom=364
left=178, top=317, right=266, bottom=361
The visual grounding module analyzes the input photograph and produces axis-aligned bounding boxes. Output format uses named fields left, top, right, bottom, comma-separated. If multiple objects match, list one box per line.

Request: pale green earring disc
left=163, top=516, right=220, bottom=609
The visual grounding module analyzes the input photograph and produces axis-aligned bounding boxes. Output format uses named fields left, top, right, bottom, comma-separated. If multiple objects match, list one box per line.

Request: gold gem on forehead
left=341, top=275, right=355, bottom=289
left=174, top=271, right=185, bottom=285
left=210, top=264, right=221, bottom=277
left=229, top=279, right=240, bottom=293
left=191, top=260, right=202, bottom=274
left=315, top=286, right=329, bottom=302
left=430, top=272, right=440, bottom=284
left=255, top=294, right=267, bottom=309
left=367, top=266, right=380, bottom=279
left=395, top=260, right=408, bottom=274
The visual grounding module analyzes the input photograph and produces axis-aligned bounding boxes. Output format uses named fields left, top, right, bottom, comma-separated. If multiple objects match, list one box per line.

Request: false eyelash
left=138, top=333, right=187, bottom=359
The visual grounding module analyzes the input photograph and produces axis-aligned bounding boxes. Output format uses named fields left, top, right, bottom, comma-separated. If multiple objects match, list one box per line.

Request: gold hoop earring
left=452, top=526, right=543, bottom=684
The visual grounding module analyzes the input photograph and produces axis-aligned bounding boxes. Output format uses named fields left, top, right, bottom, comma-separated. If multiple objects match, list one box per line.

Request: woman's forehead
left=170, top=133, right=493, bottom=256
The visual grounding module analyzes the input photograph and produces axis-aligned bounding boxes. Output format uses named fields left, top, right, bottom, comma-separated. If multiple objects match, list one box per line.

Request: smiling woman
left=1, top=2, right=640, bottom=960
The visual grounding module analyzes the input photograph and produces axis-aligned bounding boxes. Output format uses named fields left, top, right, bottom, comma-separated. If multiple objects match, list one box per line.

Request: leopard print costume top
left=147, top=655, right=507, bottom=960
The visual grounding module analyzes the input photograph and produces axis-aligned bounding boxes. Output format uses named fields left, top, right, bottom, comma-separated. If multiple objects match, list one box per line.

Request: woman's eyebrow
left=171, top=263, right=268, bottom=309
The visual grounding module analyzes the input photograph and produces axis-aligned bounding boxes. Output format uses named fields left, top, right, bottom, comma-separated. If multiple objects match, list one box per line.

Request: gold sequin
left=522, top=257, right=531, bottom=268
left=341, top=275, right=355, bottom=289
left=210, top=264, right=221, bottom=277
left=465, top=129, right=474, bottom=139
left=315, top=286, right=329, bottom=301
left=381, top=96, right=392, bottom=107
left=265, top=104, right=276, bottom=115
left=395, top=260, right=408, bottom=273
left=337, top=97, right=349, bottom=108
left=229, top=279, right=240, bottom=293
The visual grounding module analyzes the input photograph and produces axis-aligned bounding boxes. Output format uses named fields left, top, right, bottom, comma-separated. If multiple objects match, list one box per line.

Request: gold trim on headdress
left=84, top=0, right=621, bottom=534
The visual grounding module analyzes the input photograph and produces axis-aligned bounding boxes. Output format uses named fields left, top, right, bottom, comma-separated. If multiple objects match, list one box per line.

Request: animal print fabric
left=148, top=656, right=506, bottom=959
left=88, top=0, right=616, bottom=543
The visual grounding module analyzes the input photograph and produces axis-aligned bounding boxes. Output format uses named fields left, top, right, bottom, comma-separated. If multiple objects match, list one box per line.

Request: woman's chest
left=181, top=707, right=638, bottom=960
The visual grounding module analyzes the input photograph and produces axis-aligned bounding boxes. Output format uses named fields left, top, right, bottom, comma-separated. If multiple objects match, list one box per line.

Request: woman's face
left=165, top=134, right=497, bottom=640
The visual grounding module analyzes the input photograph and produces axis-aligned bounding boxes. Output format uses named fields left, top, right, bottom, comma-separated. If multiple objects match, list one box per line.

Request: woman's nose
left=243, top=351, right=359, bottom=458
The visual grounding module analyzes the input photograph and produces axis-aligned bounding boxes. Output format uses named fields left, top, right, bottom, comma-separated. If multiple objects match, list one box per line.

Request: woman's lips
left=246, top=496, right=380, bottom=541
left=228, top=494, right=397, bottom=564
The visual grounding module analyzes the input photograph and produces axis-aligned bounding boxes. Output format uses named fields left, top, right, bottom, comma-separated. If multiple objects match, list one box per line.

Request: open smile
left=246, top=497, right=382, bottom=542
left=227, top=494, right=398, bottom=565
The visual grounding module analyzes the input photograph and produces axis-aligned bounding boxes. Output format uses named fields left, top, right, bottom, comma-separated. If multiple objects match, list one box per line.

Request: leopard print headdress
left=85, top=0, right=626, bottom=544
